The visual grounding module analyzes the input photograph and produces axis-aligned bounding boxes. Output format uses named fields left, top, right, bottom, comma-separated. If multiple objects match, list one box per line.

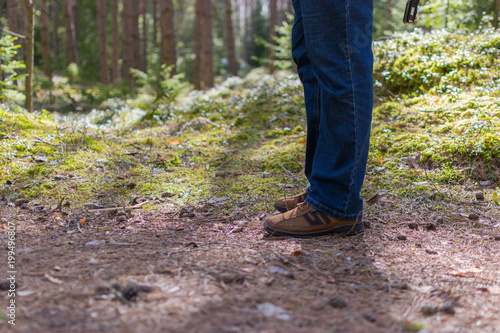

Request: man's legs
left=299, top=0, right=374, bottom=221
left=291, top=0, right=319, bottom=179
left=265, top=0, right=373, bottom=236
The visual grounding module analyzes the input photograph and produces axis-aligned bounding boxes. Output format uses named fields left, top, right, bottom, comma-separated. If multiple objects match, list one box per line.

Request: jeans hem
left=305, top=196, right=363, bottom=222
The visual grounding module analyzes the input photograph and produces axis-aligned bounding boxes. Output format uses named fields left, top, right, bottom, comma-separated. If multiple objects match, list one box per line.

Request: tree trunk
left=97, top=0, right=109, bottom=84
left=122, top=0, right=140, bottom=78
left=40, top=0, right=52, bottom=77
left=224, top=0, right=238, bottom=76
left=494, top=0, right=500, bottom=29
left=112, top=0, right=120, bottom=82
left=140, top=0, right=147, bottom=71
left=241, top=0, right=250, bottom=65
left=268, top=0, right=277, bottom=73
left=202, top=0, right=214, bottom=88
left=131, top=1, right=141, bottom=71
left=160, top=0, right=176, bottom=74
left=22, top=0, right=34, bottom=112
left=153, top=0, right=158, bottom=48
left=63, top=0, right=79, bottom=64
left=286, top=0, right=294, bottom=15
left=52, top=0, right=60, bottom=62
left=193, top=0, right=203, bottom=89
left=385, top=0, right=392, bottom=32
left=122, top=0, right=131, bottom=77
left=7, top=0, right=18, bottom=35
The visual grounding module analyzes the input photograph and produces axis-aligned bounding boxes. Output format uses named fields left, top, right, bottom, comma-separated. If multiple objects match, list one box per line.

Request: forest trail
left=1, top=194, right=499, bottom=333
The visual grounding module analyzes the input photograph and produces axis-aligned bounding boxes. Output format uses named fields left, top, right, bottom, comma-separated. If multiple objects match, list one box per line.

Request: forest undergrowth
left=1, top=29, right=500, bottom=213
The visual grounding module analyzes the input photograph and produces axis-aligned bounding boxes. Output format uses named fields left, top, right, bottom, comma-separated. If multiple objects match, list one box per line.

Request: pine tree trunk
left=7, top=0, right=18, bottom=35
left=202, top=0, right=214, bottom=88
left=39, top=0, right=52, bottom=77
left=286, top=0, right=294, bottom=15
left=112, top=0, right=120, bottom=82
left=52, top=0, right=60, bottom=62
left=63, top=0, right=79, bottom=64
left=122, top=0, right=139, bottom=78
left=140, top=0, right=148, bottom=71
left=22, top=0, right=34, bottom=112
left=153, top=0, right=158, bottom=48
left=494, top=0, right=500, bottom=29
left=131, top=1, right=141, bottom=71
left=193, top=0, right=203, bottom=89
left=269, top=0, right=277, bottom=73
left=122, top=0, right=131, bottom=77
left=97, top=0, right=109, bottom=85
left=385, top=0, right=392, bottom=32
left=241, top=0, right=250, bottom=65
left=224, top=0, right=238, bottom=76
left=160, top=0, right=176, bottom=74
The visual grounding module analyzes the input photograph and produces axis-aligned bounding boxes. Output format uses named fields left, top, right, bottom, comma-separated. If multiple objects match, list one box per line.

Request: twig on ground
left=44, top=197, right=67, bottom=217
left=35, top=137, right=60, bottom=147
left=88, top=201, right=150, bottom=213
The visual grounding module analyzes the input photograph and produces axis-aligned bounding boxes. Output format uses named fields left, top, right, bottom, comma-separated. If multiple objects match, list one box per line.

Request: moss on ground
left=2, top=30, right=500, bottom=209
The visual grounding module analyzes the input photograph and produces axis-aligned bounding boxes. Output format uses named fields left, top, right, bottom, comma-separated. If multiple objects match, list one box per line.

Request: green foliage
left=418, top=0, right=495, bottom=30
left=131, top=65, right=190, bottom=104
left=374, top=28, right=500, bottom=95
left=130, top=65, right=190, bottom=124
left=254, top=13, right=294, bottom=71
left=66, top=63, right=80, bottom=83
left=368, top=28, right=500, bottom=196
left=0, top=36, right=26, bottom=106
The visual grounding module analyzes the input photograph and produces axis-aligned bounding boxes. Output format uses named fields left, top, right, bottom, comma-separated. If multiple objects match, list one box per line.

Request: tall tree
left=52, top=0, right=60, bottom=62
left=494, top=0, right=500, bottom=29
left=63, top=0, right=79, bottom=64
left=131, top=1, right=141, bottom=72
left=140, top=0, right=147, bottom=71
left=153, top=0, right=159, bottom=48
left=112, top=0, right=120, bottom=82
left=39, top=0, right=52, bottom=77
left=224, top=0, right=238, bottom=76
left=194, top=0, right=214, bottom=89
left=97, top=0, right=109, bottom=84
left=122, top=0, right=140, bottom=78
left=193, top=0, right=203, bottom=89
left=6, top=0, right=19, bottom=35
left=385, top=0, right=392, bottom=32
left=21, top=0, right=34, bottom=112
left=268, top=0, right=277, bottom=73
left=202, top=0, right=214, bottom=88
left=160, top=0, right=176, bottom=74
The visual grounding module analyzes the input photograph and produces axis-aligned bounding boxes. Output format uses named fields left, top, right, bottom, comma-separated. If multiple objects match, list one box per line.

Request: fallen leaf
left=166, top=138, right=181, bottom=145
left=291, top=250, right=304, bottom=256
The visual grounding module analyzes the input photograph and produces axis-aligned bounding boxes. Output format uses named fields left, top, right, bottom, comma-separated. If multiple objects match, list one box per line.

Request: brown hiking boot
left=274, top=189, right=308, bottom=212
left=264, top=202, right=363, bottom=237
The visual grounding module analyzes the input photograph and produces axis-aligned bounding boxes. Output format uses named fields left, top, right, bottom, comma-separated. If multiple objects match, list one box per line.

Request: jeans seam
left=344, top=0, right=360, bottom=214
left=315, top=82, right=320, bottom=130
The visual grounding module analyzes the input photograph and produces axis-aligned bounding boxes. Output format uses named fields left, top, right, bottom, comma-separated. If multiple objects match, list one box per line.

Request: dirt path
left=1, top=197, right=499, bottom=333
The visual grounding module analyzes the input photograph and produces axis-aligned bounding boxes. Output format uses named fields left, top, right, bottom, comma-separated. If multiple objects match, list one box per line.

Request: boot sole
left=263, top=222, right=364, bottom=238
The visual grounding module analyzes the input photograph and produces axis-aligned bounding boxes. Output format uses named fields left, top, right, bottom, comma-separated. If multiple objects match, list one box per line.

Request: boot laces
left=297, top=202, right=308, bottom=211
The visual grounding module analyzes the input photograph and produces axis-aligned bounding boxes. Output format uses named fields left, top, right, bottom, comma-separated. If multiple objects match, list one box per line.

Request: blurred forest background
left=0, top=0, right=498, bottom=113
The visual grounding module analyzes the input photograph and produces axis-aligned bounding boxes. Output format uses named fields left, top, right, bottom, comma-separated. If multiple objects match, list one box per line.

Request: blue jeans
left=292, top=0, right=374, bottom=221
